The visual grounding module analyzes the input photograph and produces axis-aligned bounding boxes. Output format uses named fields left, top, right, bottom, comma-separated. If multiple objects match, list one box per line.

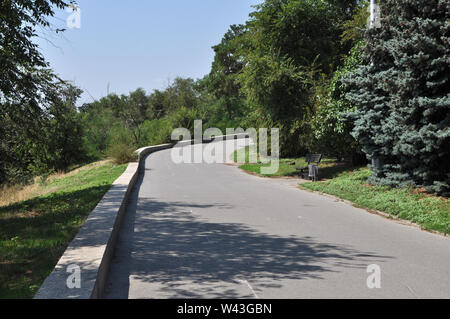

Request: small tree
left=313, top=42, right=366, bottom=163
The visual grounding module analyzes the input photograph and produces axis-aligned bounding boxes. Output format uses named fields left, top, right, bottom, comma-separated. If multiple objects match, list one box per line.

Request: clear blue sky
left=36, top=0, right=261, bottom=105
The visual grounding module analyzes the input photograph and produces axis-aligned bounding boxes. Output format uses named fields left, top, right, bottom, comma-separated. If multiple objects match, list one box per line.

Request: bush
left=141, top=119, right=173, bottom=146
left=106, top=126, right=138, bottom=164
left=107, top=143, right=138, bottom=165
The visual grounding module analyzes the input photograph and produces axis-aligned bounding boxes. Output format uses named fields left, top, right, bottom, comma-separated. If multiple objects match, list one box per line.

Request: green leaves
left=345, top=0, right=450, bottom=195
left=0, top=0, right=70, bottom=103
left=232, top=0, right=361, bottom=157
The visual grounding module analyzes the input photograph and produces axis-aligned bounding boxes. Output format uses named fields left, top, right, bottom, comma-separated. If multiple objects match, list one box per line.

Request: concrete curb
left=34, top=143, right=172, bottom=299
left=34, top=134, right=248, bottom=299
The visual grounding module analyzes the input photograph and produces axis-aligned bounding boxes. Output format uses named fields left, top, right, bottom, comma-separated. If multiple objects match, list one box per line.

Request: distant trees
left=79, top=79, right=207, bottom=161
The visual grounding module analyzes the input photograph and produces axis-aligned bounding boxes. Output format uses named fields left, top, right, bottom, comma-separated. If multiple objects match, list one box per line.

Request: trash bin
left=308, top=164, right=319, bottom=181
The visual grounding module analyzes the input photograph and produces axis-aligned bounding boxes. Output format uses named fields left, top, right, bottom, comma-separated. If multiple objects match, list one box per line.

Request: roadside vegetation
left=0, top=161, right=127, bottom=299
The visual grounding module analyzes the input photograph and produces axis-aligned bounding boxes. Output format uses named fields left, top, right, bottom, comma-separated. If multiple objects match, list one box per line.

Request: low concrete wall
left=34, top=135, right=248, bottom=299
left=34, top=144, right=172, bottom=299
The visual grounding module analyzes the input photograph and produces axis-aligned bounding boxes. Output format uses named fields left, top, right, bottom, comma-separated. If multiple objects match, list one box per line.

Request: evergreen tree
left=345, top=0, right=450, bottom=195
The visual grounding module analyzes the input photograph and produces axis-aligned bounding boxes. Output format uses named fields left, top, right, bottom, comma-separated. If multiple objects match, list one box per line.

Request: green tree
left=238, top=0, right=358, bottom=156
left=0, top=0, right=71, bottom=105
left=204, top=24, right=246, bottom=120
left=147, top=89, right=168, bottom=119
left=340, top=1, right=370, bottom=45
left=119, top=88, right=148, bottom=146
left=0, top=0, right=74, bottom=184
left=345, top=0, right=450, bottom=195
left=312, top=42, right=366, bottom=162
left=40, top=82, right=86, bottom=172
left=164, top=77, right=199, bottom=112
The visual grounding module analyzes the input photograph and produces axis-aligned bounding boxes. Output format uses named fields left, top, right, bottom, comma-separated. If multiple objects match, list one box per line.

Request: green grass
left=233, top=147, right=352, bottom=178
left=0, top=161, right=127, bottom=299
left=300, top=168, right=450, bottom=235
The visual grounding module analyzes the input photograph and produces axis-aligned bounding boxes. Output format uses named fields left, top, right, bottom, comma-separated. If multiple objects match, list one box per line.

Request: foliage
left=35, top=82, right=86, bottom=173
left=312, top=42, right=366, bottom=162
left=345, top=0, right=450, bottom=195
left=0, top=0, right=71, bottom=105
left=237, top=0, right=359, bottom=157
left=202, top=25, right=247, bottom=120
left=341, top=1, right=370, bottom=45
left=0, top=81, right=86, bottom=184
left=0, top=0, right=76, bottom=184
left=105, top=126, right=138, bottom=164
left=107, top=143, right=138, bottom=165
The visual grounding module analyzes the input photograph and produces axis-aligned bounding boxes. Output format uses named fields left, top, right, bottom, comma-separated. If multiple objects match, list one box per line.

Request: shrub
left=107, top=143, right=138, bottom=165
left=106, top=126, right=138, bottom=164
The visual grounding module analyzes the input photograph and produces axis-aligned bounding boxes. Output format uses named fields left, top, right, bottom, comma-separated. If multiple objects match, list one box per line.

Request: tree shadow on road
left=105, top=196, right=392, bottom=299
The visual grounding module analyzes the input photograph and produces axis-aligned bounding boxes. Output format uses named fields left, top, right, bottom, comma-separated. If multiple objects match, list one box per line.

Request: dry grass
left=0, top=183, right=42, bottom=207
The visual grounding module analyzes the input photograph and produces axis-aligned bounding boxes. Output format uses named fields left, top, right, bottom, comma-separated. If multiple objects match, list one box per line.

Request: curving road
left=104, top=139, right=450, bottom=299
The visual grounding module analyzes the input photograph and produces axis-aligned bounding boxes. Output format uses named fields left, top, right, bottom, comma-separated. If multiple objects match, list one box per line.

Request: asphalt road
left=104, top=139, right=450, bottom=299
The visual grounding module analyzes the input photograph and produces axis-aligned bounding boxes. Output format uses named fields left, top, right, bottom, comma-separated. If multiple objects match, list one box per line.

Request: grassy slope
left=0, top=161, right=127, bottom=299
left=233, top=148, right=450, bottom=235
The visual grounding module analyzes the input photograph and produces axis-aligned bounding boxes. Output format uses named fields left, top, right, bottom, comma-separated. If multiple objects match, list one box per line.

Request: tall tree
left=345, top=0, right=450, bottom=195
left=1, top=0, right=73, bottom=183
left=238, top=0, right=357, bottom=156
left=205, top=24, right=246, bottom=120
left=119, top=88, right=148, bottom=145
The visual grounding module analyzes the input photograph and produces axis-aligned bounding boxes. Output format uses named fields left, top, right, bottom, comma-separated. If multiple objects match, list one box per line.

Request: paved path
left=104, top=139, right=450, bottom=299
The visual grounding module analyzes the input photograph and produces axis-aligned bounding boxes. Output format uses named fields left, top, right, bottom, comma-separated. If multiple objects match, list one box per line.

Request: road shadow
left=104, top=171, right=391, bottom=298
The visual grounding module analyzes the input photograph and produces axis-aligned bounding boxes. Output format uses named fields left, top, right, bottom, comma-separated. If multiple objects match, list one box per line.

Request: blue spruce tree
left=345, top=0, right=450, bottom=195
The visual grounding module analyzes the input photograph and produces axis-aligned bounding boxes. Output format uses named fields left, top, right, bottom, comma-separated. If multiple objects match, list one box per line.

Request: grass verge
left=233, top=147, right=352, bottom=179
left=300, top=168, right=450, bottom=235
left=0, top=161, right=127, bottom=299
